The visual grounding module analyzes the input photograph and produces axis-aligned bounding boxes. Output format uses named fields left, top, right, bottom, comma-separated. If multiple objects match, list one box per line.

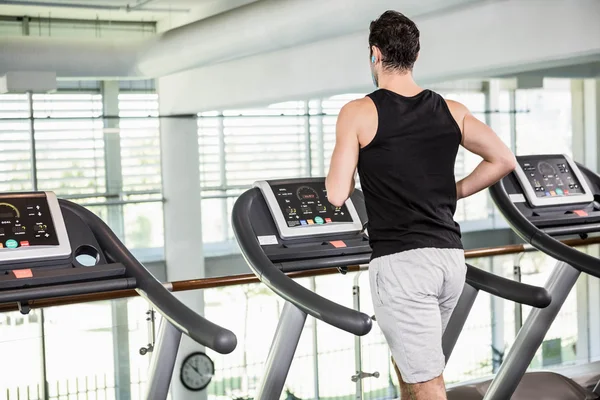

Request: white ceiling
left=0, top=0, right=259, bottom=26
left=0, top=0, right=489, bottom=31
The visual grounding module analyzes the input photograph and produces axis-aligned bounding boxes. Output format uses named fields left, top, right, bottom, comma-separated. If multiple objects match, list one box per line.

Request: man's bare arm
left=448, top=100, right=517, bottom=200
left=325, top=101, right=362, bottom=207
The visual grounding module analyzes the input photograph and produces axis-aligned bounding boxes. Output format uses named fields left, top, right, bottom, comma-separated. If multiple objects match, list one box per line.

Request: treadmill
left=0, top=191, right=237, bottom=399
left=232, top=177, right=552, bottom=400
left=453, top=153, right=600, bottom=400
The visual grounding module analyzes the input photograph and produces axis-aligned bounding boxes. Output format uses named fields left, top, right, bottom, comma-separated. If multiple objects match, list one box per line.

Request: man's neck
left=377, top=71, right=422, bottom=96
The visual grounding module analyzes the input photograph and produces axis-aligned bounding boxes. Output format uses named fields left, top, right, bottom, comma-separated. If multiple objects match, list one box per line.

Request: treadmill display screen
left=270, top=182, right=353, bottom=228
left=0, top=193, right=59, bottom=249
left=520, top=156, right=585, bottom=198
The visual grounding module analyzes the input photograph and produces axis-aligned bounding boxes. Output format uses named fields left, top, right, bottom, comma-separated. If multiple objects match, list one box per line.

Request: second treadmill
left=448, top=153, right=600, bottom=400
left=232, top=177, right=552, bottom=400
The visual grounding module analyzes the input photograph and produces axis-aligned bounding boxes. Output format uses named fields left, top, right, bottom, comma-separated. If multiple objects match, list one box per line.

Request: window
left=198, top=102, right=308, bottom=244
left=118, top=93, right=164, bottom=249
left=0, top=94, right=33, bottom=192
left=33, top=93, right=105, bottom=195
left=515, top=79, right=572, bottom=156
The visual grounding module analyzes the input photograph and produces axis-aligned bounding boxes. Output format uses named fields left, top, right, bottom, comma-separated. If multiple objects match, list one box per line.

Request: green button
left=314, top=216, right=324, bottom=225
left=5, top=239, right=17, bottom=249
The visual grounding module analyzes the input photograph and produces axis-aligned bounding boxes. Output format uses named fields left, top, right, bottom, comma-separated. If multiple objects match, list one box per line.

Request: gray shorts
left=369, top=247, right=466, bottom=384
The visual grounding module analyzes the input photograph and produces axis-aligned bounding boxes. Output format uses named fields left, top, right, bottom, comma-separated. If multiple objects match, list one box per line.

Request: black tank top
left=357, top=88, right=463, bottom=260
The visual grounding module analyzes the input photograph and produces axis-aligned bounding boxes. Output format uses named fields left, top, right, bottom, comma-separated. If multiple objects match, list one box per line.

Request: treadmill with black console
left=0, top=192, right=237, bottom=399
left=448, top=153, right=600, bottom=400
left=232, top=178, right=553, bottom=400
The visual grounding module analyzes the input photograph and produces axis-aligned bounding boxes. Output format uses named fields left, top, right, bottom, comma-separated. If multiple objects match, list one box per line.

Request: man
left=325, top=10, right=516, bottom=400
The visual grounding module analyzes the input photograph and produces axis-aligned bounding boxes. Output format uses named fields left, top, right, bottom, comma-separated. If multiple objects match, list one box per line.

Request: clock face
left=180, top=352, right=214, bottom=391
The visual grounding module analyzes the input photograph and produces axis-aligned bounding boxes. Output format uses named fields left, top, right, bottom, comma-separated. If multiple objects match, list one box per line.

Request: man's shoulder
left=439, top=96, right=469, bottom=117
left=339, top=97, right=377, bottom=120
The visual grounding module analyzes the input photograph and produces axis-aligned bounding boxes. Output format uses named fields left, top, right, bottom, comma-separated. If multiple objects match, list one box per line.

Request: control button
left=325, top=218, right=332, bottom=223
left=556, top=188, right=563, bottom=196
left=5, top=239, right=17, bottom=249
left=300, top=220, right=307, bottom=226
left=550, top=191, right=556, bottom=196
left=564, top=190, right=570, bottom=195
left=307, top=220, right=314, bottom=225
left=530, top=173, right=535, bottom=177
left=0, top=243, right=3, bottom=248
left=45, top=233, right=50, bottom=238
left=36, top=205, right=40, bottom=210
left=37, top=212, right=42, bottom=216
left=545, top=192, right=550, bottom=197
left=540, top=187, right=544, bottom=191
left=314, top=216, right=324, bottom=225
left=19, top=241, right=29, bottom=247
left=575, top=184, right=579, bottom=189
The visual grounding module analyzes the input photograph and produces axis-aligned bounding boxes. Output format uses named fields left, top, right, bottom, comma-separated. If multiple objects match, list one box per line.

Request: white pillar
left=571, top=79, right=600, bottom=362
left=484, top=80, right=505, bottom=372
left=159, top=113, right=208, bottom=400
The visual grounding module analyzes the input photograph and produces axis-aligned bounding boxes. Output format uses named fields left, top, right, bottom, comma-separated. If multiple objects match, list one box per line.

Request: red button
left=13, top=269, right=33, bottom=279
left=20, top=241, right=29, bottom=246
left=325, top=218, right=332, bottom=223
left=574, top=210, right=588, bottom=217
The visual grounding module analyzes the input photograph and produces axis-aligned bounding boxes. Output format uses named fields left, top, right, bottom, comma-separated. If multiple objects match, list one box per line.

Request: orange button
left=574, top=210, right=588, bottom=217
left=13, top=269, right=33, bottom=279
left=330, top=240, right=347, bottom=248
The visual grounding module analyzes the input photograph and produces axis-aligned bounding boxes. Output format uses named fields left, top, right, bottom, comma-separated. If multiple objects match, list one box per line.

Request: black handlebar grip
left=232, top=189, right=372, bottom=336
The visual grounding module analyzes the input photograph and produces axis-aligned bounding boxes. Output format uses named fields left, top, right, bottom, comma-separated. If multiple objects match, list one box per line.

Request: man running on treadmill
left=325, top=10, right=516, bottom=400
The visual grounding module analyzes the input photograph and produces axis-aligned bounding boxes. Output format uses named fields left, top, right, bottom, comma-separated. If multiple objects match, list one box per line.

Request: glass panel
left=0, top=309, right=45, bottom=398
left=119, top=93, right=162, bottom=193
left=0, top=94, right=33, bottom=192
left=202, top=198, right=228, bottom=244
left=515, top=78, right=572, bottom=156
left=123, top=201, right=165, bottom=249
left=44, top=302, right=116, bottom=399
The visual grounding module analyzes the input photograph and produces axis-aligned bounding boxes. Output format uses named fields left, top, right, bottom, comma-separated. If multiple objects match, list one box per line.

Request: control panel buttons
left=314, top=216, right=324, bottom=225
left=5, top=239, right=17, bottom=249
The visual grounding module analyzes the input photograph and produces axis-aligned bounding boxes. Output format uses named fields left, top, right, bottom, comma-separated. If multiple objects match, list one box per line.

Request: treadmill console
left=0, top=192, right=70, bottom=263
left=514, top=154, right=593, bottom=207
left=254, top=179, right=363, bottom=239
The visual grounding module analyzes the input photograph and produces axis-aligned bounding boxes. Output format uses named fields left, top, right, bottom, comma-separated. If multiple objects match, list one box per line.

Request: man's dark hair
left=369, top=11, right=420, bottom=72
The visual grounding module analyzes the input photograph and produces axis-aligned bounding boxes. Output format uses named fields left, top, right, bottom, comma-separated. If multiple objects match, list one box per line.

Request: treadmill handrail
left=232, top=189, right=373, bottom=336
left=489, top=178, right=600, bottom=280
left=60, top=200, right=237, bottom=354
left=465, top=264, right=551, bottom=308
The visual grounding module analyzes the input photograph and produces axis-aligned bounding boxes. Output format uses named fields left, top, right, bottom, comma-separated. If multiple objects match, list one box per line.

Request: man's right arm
left=447, top=100, right=517, bottom=200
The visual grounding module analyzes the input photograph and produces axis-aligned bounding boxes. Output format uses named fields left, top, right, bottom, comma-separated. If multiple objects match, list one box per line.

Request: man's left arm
left=325, top=102, right=360, bottom=207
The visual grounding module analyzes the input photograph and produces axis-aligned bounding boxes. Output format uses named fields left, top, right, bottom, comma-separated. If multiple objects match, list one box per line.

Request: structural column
left=571, top=79, right=600, bottom=362
left=159, top=111, right=208, bottom=400
left=484, top=80, right=505, bottom=373
left=102, top=81, right=131, bottom=400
